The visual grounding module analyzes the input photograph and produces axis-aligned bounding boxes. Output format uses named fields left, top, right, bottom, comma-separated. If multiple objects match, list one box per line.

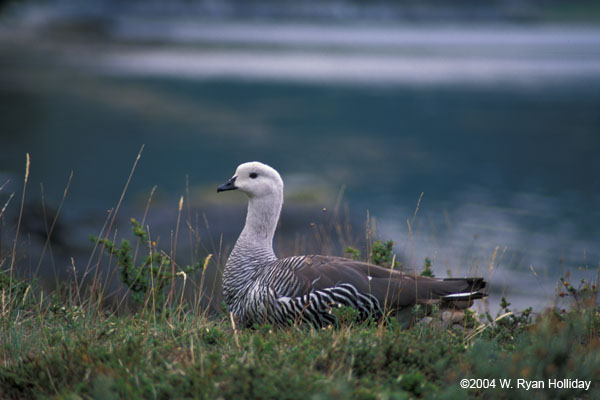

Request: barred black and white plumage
left=218, top=162, right=487, bottom=329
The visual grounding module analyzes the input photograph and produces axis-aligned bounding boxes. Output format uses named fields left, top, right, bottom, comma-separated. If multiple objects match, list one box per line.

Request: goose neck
left=238, top=193, right=282, bottom=251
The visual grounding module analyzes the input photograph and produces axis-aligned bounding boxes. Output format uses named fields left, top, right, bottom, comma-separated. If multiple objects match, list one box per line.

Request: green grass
left=1, top=269, right=599, bottom=399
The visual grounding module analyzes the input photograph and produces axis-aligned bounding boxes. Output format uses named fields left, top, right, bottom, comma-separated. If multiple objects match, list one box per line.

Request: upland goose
left=218, top=161, right=486, bottom=328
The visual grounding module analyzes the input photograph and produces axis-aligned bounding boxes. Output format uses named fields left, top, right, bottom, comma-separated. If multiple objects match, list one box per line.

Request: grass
left=1, top=153, right=599, bottom=399
left=0, top=278, right=598, bottom=399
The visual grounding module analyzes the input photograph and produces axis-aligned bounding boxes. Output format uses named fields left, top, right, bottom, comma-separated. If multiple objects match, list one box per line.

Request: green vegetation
left=91, top=218, right=209, bottom=309
left=345, top=240, right=400, bottom=269
left=1, top=233, right=599, bottom=399
left=1, top=270, right=598, bottom=399
left=421, top=258, right=435, bottom=278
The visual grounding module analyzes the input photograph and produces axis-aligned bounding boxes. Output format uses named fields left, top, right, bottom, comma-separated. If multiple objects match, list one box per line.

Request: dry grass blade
left=8, top=154, right=30, bottom=300
left=464, top=311, right=513, bottom=342
left=0, top=192, right=15, bottom=219
left=167, top=195, right=185, bottom=306
left=230, top=311, right=240, bottom=349
left=34, top=171, right=73, bottom=277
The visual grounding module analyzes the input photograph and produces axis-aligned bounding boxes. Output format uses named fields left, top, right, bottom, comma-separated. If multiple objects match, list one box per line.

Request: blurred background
left=1, top=0, right=599, bottom=312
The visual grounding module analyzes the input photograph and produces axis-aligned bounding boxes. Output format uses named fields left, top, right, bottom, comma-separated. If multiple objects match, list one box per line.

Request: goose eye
left=249, top=172, right=258, bottom=179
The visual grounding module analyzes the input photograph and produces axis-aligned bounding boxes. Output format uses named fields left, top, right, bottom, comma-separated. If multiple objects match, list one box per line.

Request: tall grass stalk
left=8, top=153, right=29, bottom=310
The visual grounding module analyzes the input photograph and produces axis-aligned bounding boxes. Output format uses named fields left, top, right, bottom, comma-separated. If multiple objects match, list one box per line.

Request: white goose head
left=218, top=161, right=284, bottom=246
left=217, top=161, right=284, bottom=199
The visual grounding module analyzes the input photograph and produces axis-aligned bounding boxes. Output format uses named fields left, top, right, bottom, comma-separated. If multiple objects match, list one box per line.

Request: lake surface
left=1, top=18, right=599, bottom=311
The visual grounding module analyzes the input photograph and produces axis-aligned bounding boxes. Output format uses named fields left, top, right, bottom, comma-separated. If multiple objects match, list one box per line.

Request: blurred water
left=1, top=15, right=599, bottom=310
left=100, top=22, right=600, bottom=85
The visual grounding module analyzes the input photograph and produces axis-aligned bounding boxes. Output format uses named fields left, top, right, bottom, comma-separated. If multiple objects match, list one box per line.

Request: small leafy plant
left=344, top=246, right=361, bottom=261
left=479, top=297, right=533, bottom=348
left=370, top=240, right=400, bottom=268
left=91, top=218, right=208, bottom=309
left=558, top=271, right=598, bottom=311
left=331, top=305, right=361, bottom=327
left=421, top=257, right=435, bottom=277
left=345, top=239, right=400, bottom=269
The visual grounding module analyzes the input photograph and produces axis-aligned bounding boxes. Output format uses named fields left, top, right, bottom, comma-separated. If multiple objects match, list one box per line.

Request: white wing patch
left=442, top=291, right=479, bottom=298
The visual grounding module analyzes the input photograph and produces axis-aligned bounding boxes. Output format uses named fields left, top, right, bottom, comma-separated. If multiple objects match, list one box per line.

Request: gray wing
left=290, top=255, right=486, bottom=310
